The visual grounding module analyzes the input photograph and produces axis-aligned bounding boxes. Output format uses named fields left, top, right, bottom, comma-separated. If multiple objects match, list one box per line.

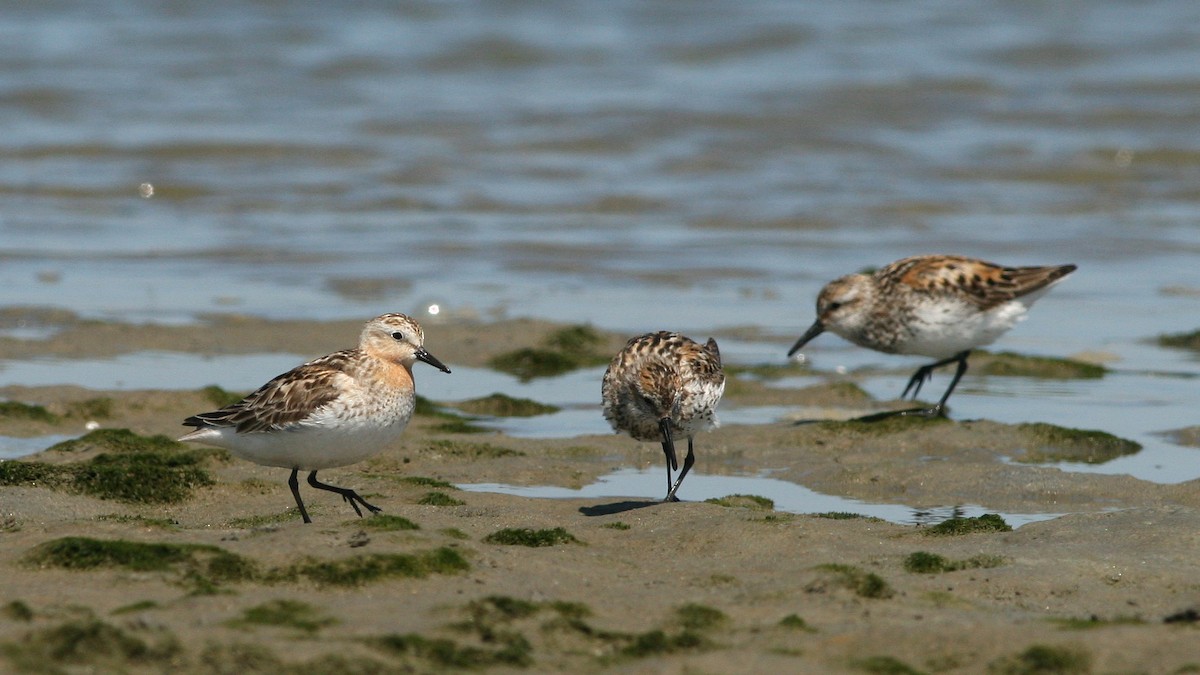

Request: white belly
left=902, top=299, right=1031, bottom=358
left=186, top=398, right=414, bottom=471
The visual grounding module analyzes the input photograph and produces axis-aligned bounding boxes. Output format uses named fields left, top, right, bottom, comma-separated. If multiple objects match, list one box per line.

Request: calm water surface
left=3, top=1, right=1200, bottom=502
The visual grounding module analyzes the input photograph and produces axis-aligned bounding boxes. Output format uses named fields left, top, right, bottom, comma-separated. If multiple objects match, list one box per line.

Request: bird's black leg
left=899, top=350, right=971, bottom=418
left=659, top=418, right=679, bottom=502
left=288, top=468, right=312, bottom=524
left=665, top=437, right=696, bottom=502
left=307, top=471, right=382, bottom=518
left=901, top=365, right=934, bottom=400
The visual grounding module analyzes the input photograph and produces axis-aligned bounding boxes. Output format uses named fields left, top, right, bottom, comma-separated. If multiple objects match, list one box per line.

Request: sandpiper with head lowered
left=602, top=331, right=725, bottom=502
left=788, top=254, right=1076, bottom=417
left=179, top=313, right=451, bottom=523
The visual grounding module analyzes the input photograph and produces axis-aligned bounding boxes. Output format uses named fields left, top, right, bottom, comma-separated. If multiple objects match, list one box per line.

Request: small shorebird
left=179, top=313, right=451, bottom=523
left=788, top=255, right=1076, bottom=417
left=602, top=331, right=725, bottom=502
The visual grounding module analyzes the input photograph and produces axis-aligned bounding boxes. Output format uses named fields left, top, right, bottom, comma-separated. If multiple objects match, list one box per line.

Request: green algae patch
left=200, top=385, right=245, bottom=408
left=464, top=595, right=542, bottom=624
left=810, top=564, right=894, bottom=599
left=95, top=514, right=179, bottom=530
left=778, top=614, right=816, bottom=632
left=812, top=511, right=884, bottom=522
left=3, top=601, right=33, bottom=622
left=413, top=394, right=445, bottom=417
left=1049, top=615, right=1145, bottom=630
left=1013, top=422, right=1141, bottom=464
left=423, top=438, right=523, bottom=459
left=398, top=475, right=458, bottom=489
left=423, top=596, right=723, bottom=668
left=361, top=514, right=421, bottom=531
left=111, top=600, right=160, bottom=615
left=72, top=450, right=214, bottom=503
left=47, top=428, right=187, bottom=454
left=602, top=521, right=631, bottom=530
left=26, top=537, right=197, bottom=572
left=31, top=536, right=471, bottom=590
left=484, top=527, right=580, bottom=547
left=0, top=461, right=59, bottom=485
left=432, top=417, right=491, bottom=434
left=370, top=632, right=533, bottom=669
left=705, top=494, right=775, bottom=511
left=544, top=325, right=609, bottom=361
left=226, top=510, right=298, bottom=528
left=198, top=642, right=286, bottom=672
left=924, top=513, right=1011, bottom=536
left=451, top=392, right=560, bottom=417
left=675, top=603, right=727, bottom=631
left=488, top=325, right=609, bottom=380
left=0, top=396, right=110, bottom=425
left=973, top=351, right=1106, bottom=379
left=232, top=599, right=337, bottom=634
left=1, top=617, right=181, bottom=672
left=853, top=655, right=928, bottom=675
left=1158, top=328, right=1200, bottom=351
left=0, top=430, right=216, bottom=505
left=0, top=401, right=57, bottom=423
left=418, top=491, right=466, bottom=506
left=620, top=630, right=710, bottom=658
left=413, top=396, right=490, bottom=433
left=988, top=644, right=1091, bottom=675
left=65, top=397, right=115, bottom=420
left=904, top=551, right=1006, bottom=574
left=376, top=594, right=547, bottom=668
left=25, top=537, right=257, bottom=594
left=271, top=547, right=469, bottom=586
left=490, top=348, right=577, bottom=380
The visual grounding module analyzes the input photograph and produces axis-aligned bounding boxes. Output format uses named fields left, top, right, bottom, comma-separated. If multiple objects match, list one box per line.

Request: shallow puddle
left=458, top=467, right=1065, bottom=528
left=0, top=435, right=73, bottom=461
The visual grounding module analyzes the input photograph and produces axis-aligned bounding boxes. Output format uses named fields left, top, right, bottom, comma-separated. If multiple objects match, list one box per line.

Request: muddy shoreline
left=1, top=314, right=1198, bottom=673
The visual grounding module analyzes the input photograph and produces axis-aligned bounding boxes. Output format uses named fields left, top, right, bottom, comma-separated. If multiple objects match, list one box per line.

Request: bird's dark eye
left=390, top=331, right=404, bottom=341
left=827, top=301, right=843, bottom=312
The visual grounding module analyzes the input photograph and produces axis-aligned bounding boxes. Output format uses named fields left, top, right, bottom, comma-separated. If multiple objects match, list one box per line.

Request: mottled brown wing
left=702, top=337, right=723, bottom=375
left=183, top=351, right=356, bottom=433
left=882, top=255, right=1075, bottom=310
left=680, top=337, right=724, bottom=386
left=635, top=360, right=682, bottom=417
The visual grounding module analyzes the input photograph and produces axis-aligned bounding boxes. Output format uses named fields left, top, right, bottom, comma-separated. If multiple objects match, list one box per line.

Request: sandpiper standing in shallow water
left=788, top=255, right=1076, bottom=417
left=179, top=313, right=451, bottom=523
left=602, top=331, right=725, bottom=502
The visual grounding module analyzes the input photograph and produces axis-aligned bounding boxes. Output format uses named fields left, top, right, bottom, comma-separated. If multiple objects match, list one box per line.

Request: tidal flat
left=1, top=315, right=1198, bottom=673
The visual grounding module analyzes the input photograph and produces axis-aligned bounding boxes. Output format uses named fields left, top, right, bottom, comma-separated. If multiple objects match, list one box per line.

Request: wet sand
left=2, top=315, right=1199, bottom=673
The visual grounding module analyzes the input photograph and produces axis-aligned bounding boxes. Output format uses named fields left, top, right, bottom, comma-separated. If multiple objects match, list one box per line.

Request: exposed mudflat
left=1, top=316, right=1198, bottom=673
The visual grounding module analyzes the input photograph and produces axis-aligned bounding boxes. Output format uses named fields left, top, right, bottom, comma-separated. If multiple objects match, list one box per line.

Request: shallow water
left=458, top=467, right=1066, bottom=528
left=2, top=2, right=1200, bottom=492
left=0, top=434, right=73, bottom=461
left=0, top=352, right=305, bottom=391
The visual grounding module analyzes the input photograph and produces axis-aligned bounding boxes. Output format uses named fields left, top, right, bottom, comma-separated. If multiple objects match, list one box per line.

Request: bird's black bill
left=659, top=418, right=678, bottom=471
left=416, top=348, right=452, bottom=373
left=787, top=320, right=825, bottom=357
